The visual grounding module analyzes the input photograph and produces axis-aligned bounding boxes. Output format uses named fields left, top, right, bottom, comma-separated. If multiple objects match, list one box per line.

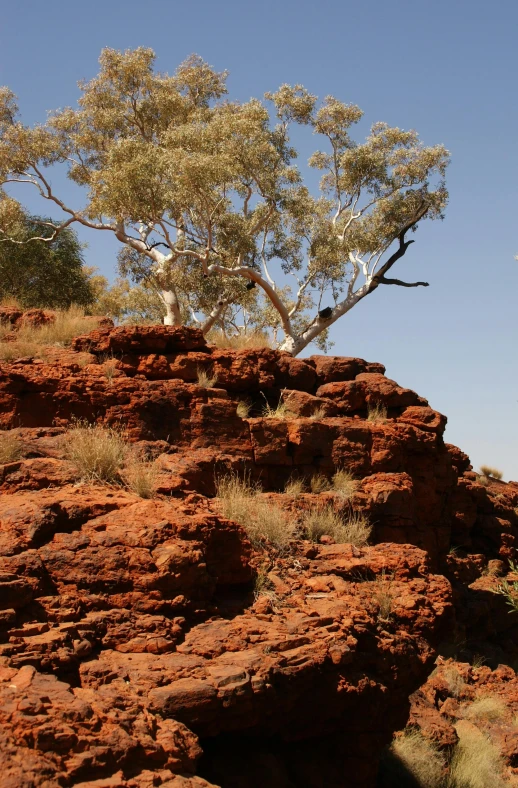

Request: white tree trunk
left=161, top=289, right=181, bottom=326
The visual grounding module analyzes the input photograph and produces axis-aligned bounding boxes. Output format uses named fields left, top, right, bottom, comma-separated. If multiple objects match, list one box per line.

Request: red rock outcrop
left=0, top=324, right=516, bottom=787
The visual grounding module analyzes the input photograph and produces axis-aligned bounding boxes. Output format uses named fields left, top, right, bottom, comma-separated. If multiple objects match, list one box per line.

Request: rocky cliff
left=0, top=321, right=517, bottom=787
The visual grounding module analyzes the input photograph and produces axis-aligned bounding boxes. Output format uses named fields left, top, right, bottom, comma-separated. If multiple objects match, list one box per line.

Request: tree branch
left=376, top=277, right=429, bottom=288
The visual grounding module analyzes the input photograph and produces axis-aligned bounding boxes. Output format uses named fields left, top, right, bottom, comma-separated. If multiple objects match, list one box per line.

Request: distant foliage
left=0, top=215, right=94, bottom=309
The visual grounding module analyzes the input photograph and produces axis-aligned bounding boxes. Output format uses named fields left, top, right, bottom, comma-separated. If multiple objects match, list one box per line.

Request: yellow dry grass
left=63, top=422, right=127, bottom=483
left=207, top=331, right=272, bottom=350
left=332, top=468, right=357, bottom=499
left=216, top=473, right=294, bottom=548
left=0, top=430, right=24, bottom=464
left=303, top=504, right=371, bottom=546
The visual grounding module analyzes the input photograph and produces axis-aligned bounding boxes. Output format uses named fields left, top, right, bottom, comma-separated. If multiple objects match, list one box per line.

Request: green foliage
left=0, top=215, right=94, bottom=308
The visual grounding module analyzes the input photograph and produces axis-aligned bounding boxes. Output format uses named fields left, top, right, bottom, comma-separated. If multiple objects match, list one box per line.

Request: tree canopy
left=0, top=48, right=449, bottom=354
left=0, top=213, right=94, bottom=308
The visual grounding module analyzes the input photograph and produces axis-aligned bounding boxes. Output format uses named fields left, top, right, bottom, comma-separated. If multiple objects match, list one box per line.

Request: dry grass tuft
left=123, top=452, right=158, bottom=499
left=367, top=400, right=388, bottom=423
left=236, top=399, right=252, bottom=418
left=303, top=504, right=371, bottom=546
left=208, top=331, right=272, bottom=350
left=63, top=422, right=127, bottom=483
left=479, top=465, right=503, bottom=481
left=0, top=430, right=24, bottom=464
left=464, top=695, right=507, bottom=722
left=99, top=353, right=118, bottom=381
left=309, top=405, right=327, bottom=420
left=332, top=468, right=357, bottom=499
left=253, top=566, right=279, bottom=605
left=442, top=665, right=466, bottom=699
left=284, top=477, right=306, bottom=496
left=261, top=394, right=295, bottom=420
left=310, top=473, right=331, bottom=493
left=197, top=367, right=218, bottom=388
left=385, top=729, right=446, bottom=788
left=448, top=720, right=506, bottom=788
left=373, top=570, right=396, bottom=622
left=215, top=472, right=294, bottom=548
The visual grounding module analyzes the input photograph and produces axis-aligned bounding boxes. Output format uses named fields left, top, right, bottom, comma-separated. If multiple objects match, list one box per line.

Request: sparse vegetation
left=479, top=465, right=503, bottom=481
left=197, top=367, right=218, bottom=388
left=284, top=477, right=306, bottom=496
left=309, top=405, right=327, bottom=420
left=303, top=504, right=371, bottom=546
left=236, top=399, right=252, bottom=418
left=100, top=353, right=119, bottom=381
left=332, top=468, right=357, bottom=498
left=381, top=729, right=446, bottom=788
left=17, top=306, right=96, bottom=347
left=0, top=340, right=42, bottom=361
left=123, top=452, right=158, bottom=499
left=464, top=695, right=507, bottom=722
left=253, top=566, right=279, bottom=605
left=207, top=331, right=272, bottom=350
left=215, top=472, right=294, bottom=548
left=442, top=665, right=466, bottom=699
left=494, top=562, right=518, bottom=613
left=261, top=393, right=295, bottom=420
left=0, top=306, right=98, bottom=362
left=374, top=570, right=396, bottom=622
left=367, top=400, right=388, bottom=423
left=310, top=473, right=331, bottom=493
left=448, top=720, right=507, bottom=788
left=63, top=422, right=127, bottom=483
left=0, top=430, right=24, bottom=464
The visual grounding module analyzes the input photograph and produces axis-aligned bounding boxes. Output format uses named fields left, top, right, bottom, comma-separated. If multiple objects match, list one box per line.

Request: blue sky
left=1, top=0, right=517, bottom=478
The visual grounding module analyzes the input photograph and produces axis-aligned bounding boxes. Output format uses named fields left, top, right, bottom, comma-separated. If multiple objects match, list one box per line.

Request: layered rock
left=0, top=324, right=516, bottom=787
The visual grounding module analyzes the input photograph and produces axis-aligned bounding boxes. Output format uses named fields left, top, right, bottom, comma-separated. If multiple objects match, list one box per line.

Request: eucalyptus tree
left=0, top=48, right=449, bottom=355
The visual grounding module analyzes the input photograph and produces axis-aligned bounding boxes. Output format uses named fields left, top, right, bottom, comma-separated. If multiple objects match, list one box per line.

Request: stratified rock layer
left=0, top=324, right=516, bottom=788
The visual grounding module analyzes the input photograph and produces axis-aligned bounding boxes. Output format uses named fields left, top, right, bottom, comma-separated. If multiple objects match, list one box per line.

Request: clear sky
left=1, top=0, right=517, bottom=478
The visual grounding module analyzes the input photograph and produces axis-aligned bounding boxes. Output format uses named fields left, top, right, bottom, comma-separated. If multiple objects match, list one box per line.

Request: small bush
left=63, top=422, right=127, bottom=482
left=284, top=477, right=306, bottom=496
left=0, top=430, right=24, bottom=464
left=332, top=468, right=357, bottom=499
left=310, top=473, right=331, bottom=493
left=236, top=399, right=252, bottom=418
left=215, top=473, right=294, bottom=548
left=303, top=504, right=371, bottom=546
left=123, top=453, right=158, bottom=498
left=197, top=367, right=218, bottom=388
left=479, top=465, right=503, bottom=481
left=367, top=400, right=388, bottom=423
left=381, top=729, right=446, bottom=788
left=464, top=695, right=507, bottom=722
left=494, top=564, right=518, bottom=613
left=448, top=721, right=506, bottom=788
